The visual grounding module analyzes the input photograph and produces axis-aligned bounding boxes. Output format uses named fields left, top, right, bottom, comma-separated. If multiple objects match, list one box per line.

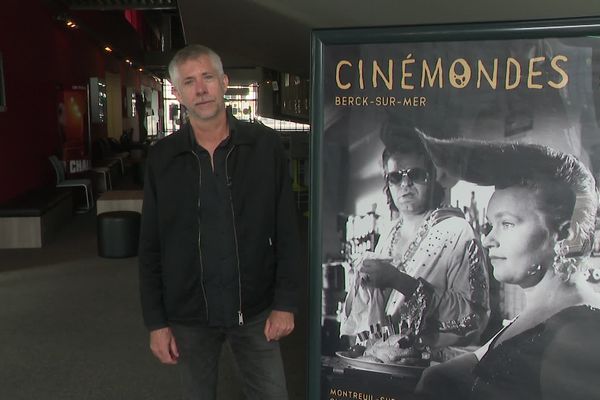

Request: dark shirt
left=191, top=130, right=239, bottom=327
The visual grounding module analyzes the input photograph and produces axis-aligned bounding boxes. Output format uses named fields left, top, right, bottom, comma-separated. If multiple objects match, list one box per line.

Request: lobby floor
left=0, top=187, right=308, bottom=399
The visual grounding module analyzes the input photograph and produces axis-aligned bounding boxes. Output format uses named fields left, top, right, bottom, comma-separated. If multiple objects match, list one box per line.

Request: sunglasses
left=386, top=168, right=429, bottom=185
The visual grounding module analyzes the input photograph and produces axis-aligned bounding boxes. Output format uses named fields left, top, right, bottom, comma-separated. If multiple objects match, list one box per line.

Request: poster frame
left=309, top=17, right=600, bottom=400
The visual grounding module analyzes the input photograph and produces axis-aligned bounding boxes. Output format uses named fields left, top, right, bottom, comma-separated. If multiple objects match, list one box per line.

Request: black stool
left=97, top=211, right=141, bottom=258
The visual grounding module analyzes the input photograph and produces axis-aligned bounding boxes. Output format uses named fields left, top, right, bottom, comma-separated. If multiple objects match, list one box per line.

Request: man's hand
left=360, top=258, right=400, bottom=289
left=264, top=310, right=294, bottom=342
left=149, top=327, right=179, bottom=364
left=361, top=259, right=417, bottom=295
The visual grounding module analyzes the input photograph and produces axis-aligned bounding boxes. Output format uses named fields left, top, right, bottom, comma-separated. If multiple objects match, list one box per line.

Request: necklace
left=387, top=210, right=435, bottom=273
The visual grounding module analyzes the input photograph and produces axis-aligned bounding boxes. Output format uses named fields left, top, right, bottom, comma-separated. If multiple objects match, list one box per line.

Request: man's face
left=385, top=152, right=430, bottom=215
left=172, top=55, right=229, bottom=122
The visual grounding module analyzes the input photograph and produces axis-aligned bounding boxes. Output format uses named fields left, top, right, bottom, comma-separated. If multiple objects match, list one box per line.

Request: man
left=139, top=44, right=300, bottom=400
left=340, top=122, right=489, bottom=362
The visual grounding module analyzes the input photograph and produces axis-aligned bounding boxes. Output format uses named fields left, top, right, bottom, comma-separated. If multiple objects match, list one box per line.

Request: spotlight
left=57, top=13, right=77, bottom=29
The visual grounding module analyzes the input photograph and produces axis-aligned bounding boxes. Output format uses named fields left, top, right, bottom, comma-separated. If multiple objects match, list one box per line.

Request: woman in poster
left=415, top=135, right=600, bottom=400
left=340, top=121, right=490, bottom=363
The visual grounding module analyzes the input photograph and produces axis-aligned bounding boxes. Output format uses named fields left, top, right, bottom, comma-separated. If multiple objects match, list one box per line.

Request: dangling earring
left=527, top=264, right=544, bottom=277
left=553, top=241, right=577, bottom=283
left=582, top=268, right=600, bottom=283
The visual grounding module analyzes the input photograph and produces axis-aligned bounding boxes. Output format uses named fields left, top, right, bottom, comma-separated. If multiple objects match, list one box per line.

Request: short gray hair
left=168, top=44, right=224, bottom=87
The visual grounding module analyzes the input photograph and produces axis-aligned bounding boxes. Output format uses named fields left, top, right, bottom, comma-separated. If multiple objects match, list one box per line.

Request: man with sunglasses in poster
left=340, top=120, right=490, bottom=364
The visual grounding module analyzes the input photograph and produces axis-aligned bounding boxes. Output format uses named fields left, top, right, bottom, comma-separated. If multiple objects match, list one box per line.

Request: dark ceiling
left=59, top=0, right=600, bottom=78
left=180, top=0, right=600, bottom=78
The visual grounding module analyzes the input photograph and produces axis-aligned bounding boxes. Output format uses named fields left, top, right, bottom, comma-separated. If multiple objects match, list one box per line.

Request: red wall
left=0, top=0, right=160, bottom=202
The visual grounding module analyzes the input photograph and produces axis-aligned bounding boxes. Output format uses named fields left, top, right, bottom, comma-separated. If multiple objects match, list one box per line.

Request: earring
left=527, top=264, right=544, bottom=276
left=553, top=241, right=577, bottom=283
left=583, top=268, right=600, bottom=283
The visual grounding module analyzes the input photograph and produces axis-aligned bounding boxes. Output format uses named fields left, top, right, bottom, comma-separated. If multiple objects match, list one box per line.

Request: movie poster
left=311, top=21, right=600, bottom=400
left=58, top=86, right=91, bottom=177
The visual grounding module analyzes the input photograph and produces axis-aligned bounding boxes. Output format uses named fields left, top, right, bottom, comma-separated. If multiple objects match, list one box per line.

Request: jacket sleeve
left=271, top=137, right=301, bottom=314
left=421, top=222, right=490, bottom=347
left=138, top=148, right=168, bottom=330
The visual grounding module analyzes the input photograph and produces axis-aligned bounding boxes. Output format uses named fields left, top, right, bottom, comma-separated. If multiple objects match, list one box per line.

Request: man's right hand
left=150, top=327, right=179, bottom=364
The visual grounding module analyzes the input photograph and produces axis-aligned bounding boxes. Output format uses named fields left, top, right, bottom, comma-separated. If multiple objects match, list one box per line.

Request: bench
left=0, top=188, right=73, bottom=248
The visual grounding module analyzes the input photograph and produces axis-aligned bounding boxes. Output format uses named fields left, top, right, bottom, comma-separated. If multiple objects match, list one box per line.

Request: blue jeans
left=170, top=310, right=289, bottom=400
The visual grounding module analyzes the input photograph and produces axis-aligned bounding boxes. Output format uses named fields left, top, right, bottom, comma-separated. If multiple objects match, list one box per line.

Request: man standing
left=139, top=44, right=300, bottom=400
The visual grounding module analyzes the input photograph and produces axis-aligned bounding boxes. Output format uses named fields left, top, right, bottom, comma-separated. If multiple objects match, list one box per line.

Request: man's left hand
left=264, top=310, right=295, bottom=342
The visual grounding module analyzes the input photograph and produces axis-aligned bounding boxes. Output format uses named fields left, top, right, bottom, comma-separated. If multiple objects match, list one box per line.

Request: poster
left=58, top=86, right=91, bottom=177
left=309, top=19, right=600, bottom=400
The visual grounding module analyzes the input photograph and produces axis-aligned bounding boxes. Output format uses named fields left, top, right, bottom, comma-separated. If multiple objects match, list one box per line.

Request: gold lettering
left=336, top=55, right=566, bottom=93
left=527, top=56, right=545, bottom=89
left=505, top=57, right=521, bottom=90
left=358, top=59, right=365, bottom=89
left=477, top=59, right=498, bottom=89
left=449, top=58, right=471, bottom=88
left=401, top=54, right=415, bottom=89
left=549, top=55, right=569, bottom=89
left=336, top=60, right=352, bottom=90
left=421, top=58, right=443, bottom=88
left=372, top=60, right=393, bottom=90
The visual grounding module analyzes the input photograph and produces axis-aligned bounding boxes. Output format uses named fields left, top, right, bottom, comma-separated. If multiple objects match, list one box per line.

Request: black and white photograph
left=311, top=20, right=600, bottom=400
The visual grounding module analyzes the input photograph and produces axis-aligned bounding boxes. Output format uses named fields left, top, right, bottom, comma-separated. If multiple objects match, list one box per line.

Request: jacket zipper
left=225, top=145, right=244, bottom=326
left=190, top=150, right=210, bottom=321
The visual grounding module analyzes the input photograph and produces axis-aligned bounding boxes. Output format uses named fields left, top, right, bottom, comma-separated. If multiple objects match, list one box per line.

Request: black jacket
left=139, top=115, right=300, bottom=330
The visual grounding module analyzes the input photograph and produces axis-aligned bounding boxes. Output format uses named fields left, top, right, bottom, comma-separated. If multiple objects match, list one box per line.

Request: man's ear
left=222, top=73, right=229, bottom=90
left=172, top=84, right=182, bottom=103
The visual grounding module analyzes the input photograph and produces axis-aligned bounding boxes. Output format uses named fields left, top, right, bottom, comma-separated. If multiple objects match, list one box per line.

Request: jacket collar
left=170, top=108, right=257, bottom=156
